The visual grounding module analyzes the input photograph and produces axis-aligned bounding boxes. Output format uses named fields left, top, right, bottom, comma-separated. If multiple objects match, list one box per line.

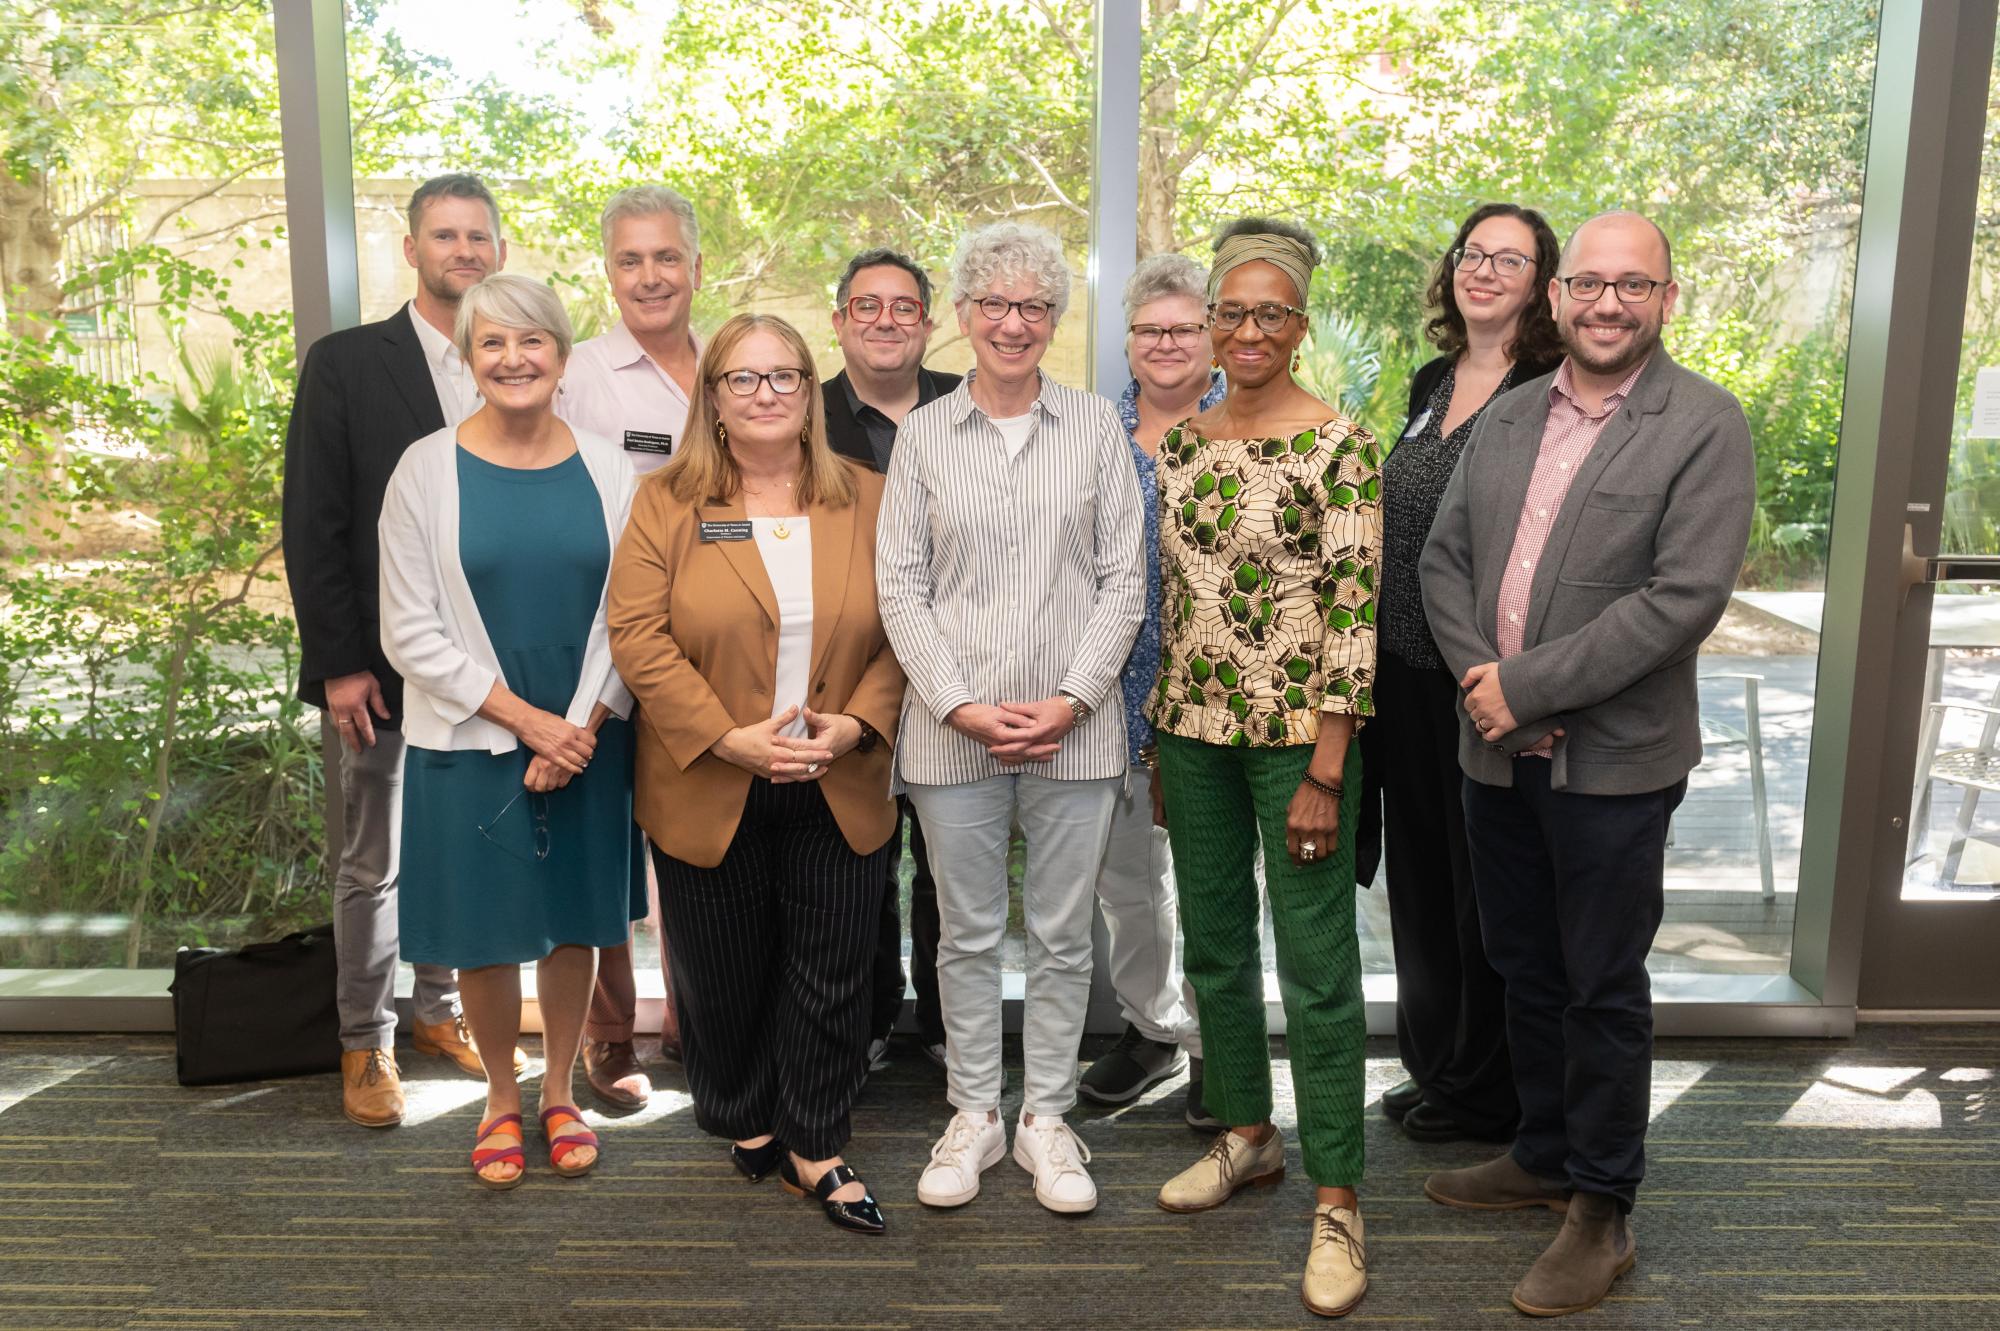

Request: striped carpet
left=0, top=1024, right=1994, bottom=1329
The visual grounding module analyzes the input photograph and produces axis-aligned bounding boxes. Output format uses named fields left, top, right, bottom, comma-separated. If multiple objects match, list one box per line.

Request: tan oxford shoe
left=411, top=1014, right=526, bottom=1079
left=1158, top=1126, right=1285, bottom=1213
left=1301, top=1204, right=1368, bottom=1318
left=341, top=1048, right=405, bottom=1128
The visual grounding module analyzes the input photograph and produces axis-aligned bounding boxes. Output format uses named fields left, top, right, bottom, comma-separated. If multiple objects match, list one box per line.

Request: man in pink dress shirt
left=1419, top=212, right=1755, bottom=1317
left=558, top=185, right=708, bottom=1108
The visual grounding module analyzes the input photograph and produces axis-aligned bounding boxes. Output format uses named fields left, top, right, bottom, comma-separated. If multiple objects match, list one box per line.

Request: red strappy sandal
left=471, top=1112, right=526, bottom=1191
left=539, top=1105, right=601, bottom=1179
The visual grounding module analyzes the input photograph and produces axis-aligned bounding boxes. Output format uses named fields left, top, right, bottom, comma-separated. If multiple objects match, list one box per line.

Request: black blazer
left=281, top=305, right=447, bottom=724
left=823, top=367, right=962, bottom=472
left=1403, top=350, right=1563, bottom=432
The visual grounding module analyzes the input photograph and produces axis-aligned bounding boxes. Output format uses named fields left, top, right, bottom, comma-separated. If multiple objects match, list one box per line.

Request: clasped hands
left=946, top=698, right=1075, bottom=765
left=1459, top=661, right=1563, bottom=746
left=710, top=705, right=863, bottom=782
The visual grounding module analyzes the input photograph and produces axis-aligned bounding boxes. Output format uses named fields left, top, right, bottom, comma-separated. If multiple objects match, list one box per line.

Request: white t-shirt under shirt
left=991, top=411, right=1033, bottom=461
left=751, top=516, right=813, bottom=739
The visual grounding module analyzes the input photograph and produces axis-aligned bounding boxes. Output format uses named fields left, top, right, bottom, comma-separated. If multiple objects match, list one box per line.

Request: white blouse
left=752, top=516, right=814, bottom=739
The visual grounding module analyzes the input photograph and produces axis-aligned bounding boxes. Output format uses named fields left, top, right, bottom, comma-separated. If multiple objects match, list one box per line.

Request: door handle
left=1900, top=522, right=2000, bottom=601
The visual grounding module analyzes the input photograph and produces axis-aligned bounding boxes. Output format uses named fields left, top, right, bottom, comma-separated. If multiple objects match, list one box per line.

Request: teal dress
left=398, top=448, right=645, bottom=969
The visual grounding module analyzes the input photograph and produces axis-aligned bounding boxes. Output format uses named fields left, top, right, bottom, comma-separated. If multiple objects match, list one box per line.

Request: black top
left=823, top=366, right=962, bottom=473
left=1378, top=351, right=1561, bottom=670
left=280, top=306, right=450, bottom=725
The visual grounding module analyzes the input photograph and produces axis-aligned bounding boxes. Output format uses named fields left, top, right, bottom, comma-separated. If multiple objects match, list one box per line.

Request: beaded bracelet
left=1301, top=770, right=1344, bottom=799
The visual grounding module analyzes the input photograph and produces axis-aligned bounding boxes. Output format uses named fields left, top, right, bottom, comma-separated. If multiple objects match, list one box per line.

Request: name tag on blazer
left=623, top=429, right=674, bottom=455
left=1400, top=409, right=1430, bottom=441
left=699, top=520, right=753, bottom=543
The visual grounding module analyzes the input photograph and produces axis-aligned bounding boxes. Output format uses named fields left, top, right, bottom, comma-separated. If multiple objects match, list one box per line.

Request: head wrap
left=1207, top=232, right=1317, bottom=306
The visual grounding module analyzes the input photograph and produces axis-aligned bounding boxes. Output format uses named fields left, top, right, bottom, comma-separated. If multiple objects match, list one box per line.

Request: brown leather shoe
left=583, top=1038, right=652, bottom=1110
left=411, top=1014, right=527, bottom=1079
left=1424, top=1151, right=1572, bottom=1212
left=341, top=1048, right=405, bottom=1128
left=1510, top=1192, right=1635, bottom=1316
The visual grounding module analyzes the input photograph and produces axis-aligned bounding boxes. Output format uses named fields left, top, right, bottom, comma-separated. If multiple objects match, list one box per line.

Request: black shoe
left=731, top=1138, right=785, bottom=1182
left=1381, top=1078, right=1422, bottom=1123
left=781, top=1158, right=887, bottom=1235
left=1080, top=1024, right=1188, bottom=1105
left=1184, top=1057, right=1224, bottom=1132
left=1401, top=1101, right=1514, bottom=1144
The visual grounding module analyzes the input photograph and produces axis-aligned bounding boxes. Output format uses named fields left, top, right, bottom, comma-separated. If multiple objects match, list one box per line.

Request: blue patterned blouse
left=1116, top=372, right=1228, bottom=766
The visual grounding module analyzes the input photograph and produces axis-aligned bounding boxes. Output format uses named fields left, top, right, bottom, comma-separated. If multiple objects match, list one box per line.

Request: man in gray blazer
left=1418, top=211, right=1754, bottom=1317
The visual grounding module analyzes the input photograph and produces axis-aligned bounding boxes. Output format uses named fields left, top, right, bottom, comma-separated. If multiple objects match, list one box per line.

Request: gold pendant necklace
left=771, top=517, right=790, bottom=540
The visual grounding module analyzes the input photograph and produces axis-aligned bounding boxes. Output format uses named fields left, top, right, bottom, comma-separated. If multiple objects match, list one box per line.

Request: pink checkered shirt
left=1494, top=355, right=1649, bottom=753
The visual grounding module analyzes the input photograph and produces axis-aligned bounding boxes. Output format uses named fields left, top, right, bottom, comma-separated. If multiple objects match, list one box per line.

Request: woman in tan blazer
left=607, top=313, right=904, bottom=1236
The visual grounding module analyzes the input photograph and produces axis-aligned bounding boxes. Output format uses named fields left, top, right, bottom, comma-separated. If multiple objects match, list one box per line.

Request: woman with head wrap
left=1146, top=218, right=1379, bottom=1317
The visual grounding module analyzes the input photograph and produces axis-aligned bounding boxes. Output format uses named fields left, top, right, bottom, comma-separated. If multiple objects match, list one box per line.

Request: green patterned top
left=1148, top=416, right=1382, bottom=747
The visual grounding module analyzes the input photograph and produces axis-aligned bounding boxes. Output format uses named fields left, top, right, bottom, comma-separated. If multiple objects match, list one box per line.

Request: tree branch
left=1009, top=146, right=1089, bottom=218
left=1179, top=0, right=1302, bottom=172
left=1027, top=0, right=1089, bottom=67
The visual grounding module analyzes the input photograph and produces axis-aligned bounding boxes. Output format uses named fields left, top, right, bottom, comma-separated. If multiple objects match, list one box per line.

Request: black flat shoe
left=781, top=1158, right=887, bottom=1235
left=732, top=1138, right=785, bottom=1182
left=1381, top=1078, right=1422, bottom=1122
left=1400, top=1101, right=1515, bottom=1144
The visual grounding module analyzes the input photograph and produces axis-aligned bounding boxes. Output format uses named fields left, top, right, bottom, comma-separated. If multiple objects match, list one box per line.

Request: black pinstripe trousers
left=651, top=778, right=892, bottom=1161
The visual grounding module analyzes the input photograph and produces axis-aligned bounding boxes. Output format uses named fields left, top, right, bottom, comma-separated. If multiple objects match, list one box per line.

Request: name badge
left=1401, top=409, right=1430, bottom=441
left=623, top=429, right=674, bottom=455
left=699, top=520, right=753, bottom=543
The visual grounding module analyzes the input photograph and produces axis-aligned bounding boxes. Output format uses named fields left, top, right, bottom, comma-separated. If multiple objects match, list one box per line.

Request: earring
left=800, top=423, right=811, bottom=446
left=1292, top=352, right=1301, bottom=373
left=1211, top=356, right=1221, bottom=369
left=716, top=420, right=727, bottom=446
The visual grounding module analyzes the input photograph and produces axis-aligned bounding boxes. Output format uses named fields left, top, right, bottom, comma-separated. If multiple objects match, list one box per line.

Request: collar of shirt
left=1115, top=371, right=1226, bottom=442
left=407, top=301, right=463, bottom=377
left=1548, top=353, right=1650, bottom=421
left=948, top=368, right=1064, bottom=427
left=842, top=365, right=949, bottom=426
left=603, top=318, right=703, bottom=390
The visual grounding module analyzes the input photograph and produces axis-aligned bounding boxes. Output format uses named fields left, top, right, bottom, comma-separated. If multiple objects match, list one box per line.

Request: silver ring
left=807, top=762, right=820, bottom=774
left=1301, top=840, right=1317, bottom=860
left=336, top=719, right=352, bottom=726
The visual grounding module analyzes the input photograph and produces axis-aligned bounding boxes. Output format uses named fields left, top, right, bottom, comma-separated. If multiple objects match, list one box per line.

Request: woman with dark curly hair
left=1367, top=202, right=1562, bottom=1148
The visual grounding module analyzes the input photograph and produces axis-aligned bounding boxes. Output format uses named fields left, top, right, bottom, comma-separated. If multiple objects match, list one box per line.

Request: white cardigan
left=377, top=424, right=637, bottom=753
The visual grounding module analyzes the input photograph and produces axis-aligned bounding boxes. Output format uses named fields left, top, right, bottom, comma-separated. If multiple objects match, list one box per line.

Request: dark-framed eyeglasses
left=1129, top=322, right=1207, bottom=348
left=713, top=367, right=809, bottom=396
left=974, top=295, right=1054, bottom=323
left=1208, top=301, right=1305, bottom=334
left=1557, top=275, right=1669, bottom=304
left=477, top=787, right=551, bottom=864
left=845, top=295, right=926, bottom=326
left=1452, top=246, right=1534, bottom=277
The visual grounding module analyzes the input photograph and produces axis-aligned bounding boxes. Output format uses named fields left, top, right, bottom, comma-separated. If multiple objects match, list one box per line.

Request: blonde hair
left=453, top=273, right=573, bottom=361
left=659, top=314, right=856, bottom=509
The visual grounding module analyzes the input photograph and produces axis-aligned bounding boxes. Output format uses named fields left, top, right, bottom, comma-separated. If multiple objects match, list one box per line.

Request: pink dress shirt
left=557, top=320, right=703, bottom=476
left=1494, top=355, right=1649, bottom=754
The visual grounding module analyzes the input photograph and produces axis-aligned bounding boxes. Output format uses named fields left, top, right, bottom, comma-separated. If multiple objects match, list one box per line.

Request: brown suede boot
left=1510, top=1192, right=1635, bottom=1317
left=1424, top=1152, right=1571, bottom=1212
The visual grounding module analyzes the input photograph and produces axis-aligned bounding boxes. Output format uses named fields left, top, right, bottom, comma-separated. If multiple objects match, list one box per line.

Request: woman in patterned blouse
left=1147, top=217, right=1380, bottom=1319
left=1366, top=203, right=1562, bottom=1151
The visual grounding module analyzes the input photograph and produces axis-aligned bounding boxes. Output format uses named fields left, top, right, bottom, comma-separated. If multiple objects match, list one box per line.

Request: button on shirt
left=558, top=320, right=702, bottom=477
left=406, top=302, right=479, bottom=426
left=1494, top=355, right=1649, bottom=754
left=877, top=372, right=1147, bottom=786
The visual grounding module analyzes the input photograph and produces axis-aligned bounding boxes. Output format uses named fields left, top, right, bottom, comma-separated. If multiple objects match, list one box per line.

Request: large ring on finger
left=335, top=719, right=352, bottom=726
left=807, top=762, right=820, bottom=774
left=1301, top=840, right=1317, bottom=860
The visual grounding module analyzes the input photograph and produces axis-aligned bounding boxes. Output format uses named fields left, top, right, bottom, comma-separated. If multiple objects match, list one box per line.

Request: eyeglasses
left=478, top=787, right=550, bottom=865
left=1208, top=301, right=1305, bottom=334
left=973, top=296, right=1054, bottom=323
left=1129, top=322, right=1207, bottom=347
left=845, top=295, right=926, bottom=326
left=1452, top=246, right=1534, bottom=277
left=713, top=367, right=809, bottom=396
left=1557, top=275, right=1669, bottom=304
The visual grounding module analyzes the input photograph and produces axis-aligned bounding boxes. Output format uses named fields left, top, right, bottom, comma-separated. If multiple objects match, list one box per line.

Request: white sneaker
left=917, top=1111, right=1006, bottom=1208
left=1012, top=1110, right=1097, bottom=1214
left=1302, top=1204, right=1368, bottom=1318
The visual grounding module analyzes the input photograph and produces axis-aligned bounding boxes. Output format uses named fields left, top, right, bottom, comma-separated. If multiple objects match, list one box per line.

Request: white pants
left=908, top=772, right=1121, bottom=1118
left=1093, top=765, right=1199, bottom=1054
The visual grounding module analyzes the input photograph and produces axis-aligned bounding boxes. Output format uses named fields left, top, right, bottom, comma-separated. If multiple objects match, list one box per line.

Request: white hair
left=949, top=222, right=1071, bottom=322
left=599, top=185, right=700, bottom=259
left=453, top=273, right=575, bottom=361
left=1122, top=253, right=1208, bottom=326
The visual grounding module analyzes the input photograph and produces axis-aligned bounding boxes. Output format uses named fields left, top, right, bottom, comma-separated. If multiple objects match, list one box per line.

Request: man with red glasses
left=823, top=248, right=961, bottom=1077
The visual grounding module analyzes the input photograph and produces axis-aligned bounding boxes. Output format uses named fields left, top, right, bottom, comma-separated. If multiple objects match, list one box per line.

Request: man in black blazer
left=282, top=173, right=521, bottom=1128
left=821, top=248, right=959, bottom=1072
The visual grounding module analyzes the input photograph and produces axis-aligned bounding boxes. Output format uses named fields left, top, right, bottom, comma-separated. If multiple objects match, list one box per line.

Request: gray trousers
left=331, top=726, right=458, bottom=1050
left=1093, top=765, right=1198, bottom=1054
left=909, top=772, right=1119, bottom=1119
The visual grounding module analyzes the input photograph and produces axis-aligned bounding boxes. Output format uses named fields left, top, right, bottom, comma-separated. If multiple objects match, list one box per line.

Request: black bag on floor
left=170, top=923, right=341, bottom=1086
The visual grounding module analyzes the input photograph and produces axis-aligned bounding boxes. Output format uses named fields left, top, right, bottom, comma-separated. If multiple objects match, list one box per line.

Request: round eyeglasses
left=713, top=368, right=808, bottom=396
left=974, top=296, right=1054, bottom=323
left=845, top=295, right=926, bottom=326
left=1208, top=301, right=1305, bottom=335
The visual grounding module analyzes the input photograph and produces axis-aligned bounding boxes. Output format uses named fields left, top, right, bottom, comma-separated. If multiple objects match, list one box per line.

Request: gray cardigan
left=1417, top=350, right=1755, bottom=795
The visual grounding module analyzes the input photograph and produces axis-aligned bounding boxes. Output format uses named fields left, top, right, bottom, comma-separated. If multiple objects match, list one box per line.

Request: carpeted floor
left=0, top=1024, right=1995, bottom=1330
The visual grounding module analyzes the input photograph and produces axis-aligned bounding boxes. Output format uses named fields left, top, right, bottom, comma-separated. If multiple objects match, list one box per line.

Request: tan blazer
left=607, top=460, right=904, bottom=867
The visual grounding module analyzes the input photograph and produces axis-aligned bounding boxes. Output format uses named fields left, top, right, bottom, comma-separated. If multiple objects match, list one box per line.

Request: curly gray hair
left=949, top=222, right=1071, bottom=322
left=1122, top=253, right=1208, bottom=326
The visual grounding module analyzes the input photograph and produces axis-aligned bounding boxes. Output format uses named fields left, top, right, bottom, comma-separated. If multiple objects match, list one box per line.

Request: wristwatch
left=849, top=716, right=880, bottom=753
left=1059, top=693, right=1091, bottom=726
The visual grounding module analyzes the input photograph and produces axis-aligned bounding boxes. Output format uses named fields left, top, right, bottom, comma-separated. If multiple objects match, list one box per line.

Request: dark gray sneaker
left=1184, top=1057, right=1224, bottom=1131
left=1079, top=1024, right=1188, bottom=1105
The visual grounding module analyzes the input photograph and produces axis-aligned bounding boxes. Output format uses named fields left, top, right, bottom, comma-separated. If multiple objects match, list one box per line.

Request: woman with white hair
left=877, top=221, right=1145, bottom=1216
left=378, top=272, right=644, bottom=1190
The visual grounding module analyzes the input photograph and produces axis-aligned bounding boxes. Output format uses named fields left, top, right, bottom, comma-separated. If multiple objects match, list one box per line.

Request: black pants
left=653, top=779, right=892, bottom=1160
left=1372, top=651, right=1517, bottom=1136
left=1461, top=761, right=1684, bottom=1212
left=868, top=796, right=944, bottom=1045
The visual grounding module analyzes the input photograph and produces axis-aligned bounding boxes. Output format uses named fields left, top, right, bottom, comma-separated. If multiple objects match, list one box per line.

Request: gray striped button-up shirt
left=877, top=371, right=1146, bottom=786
